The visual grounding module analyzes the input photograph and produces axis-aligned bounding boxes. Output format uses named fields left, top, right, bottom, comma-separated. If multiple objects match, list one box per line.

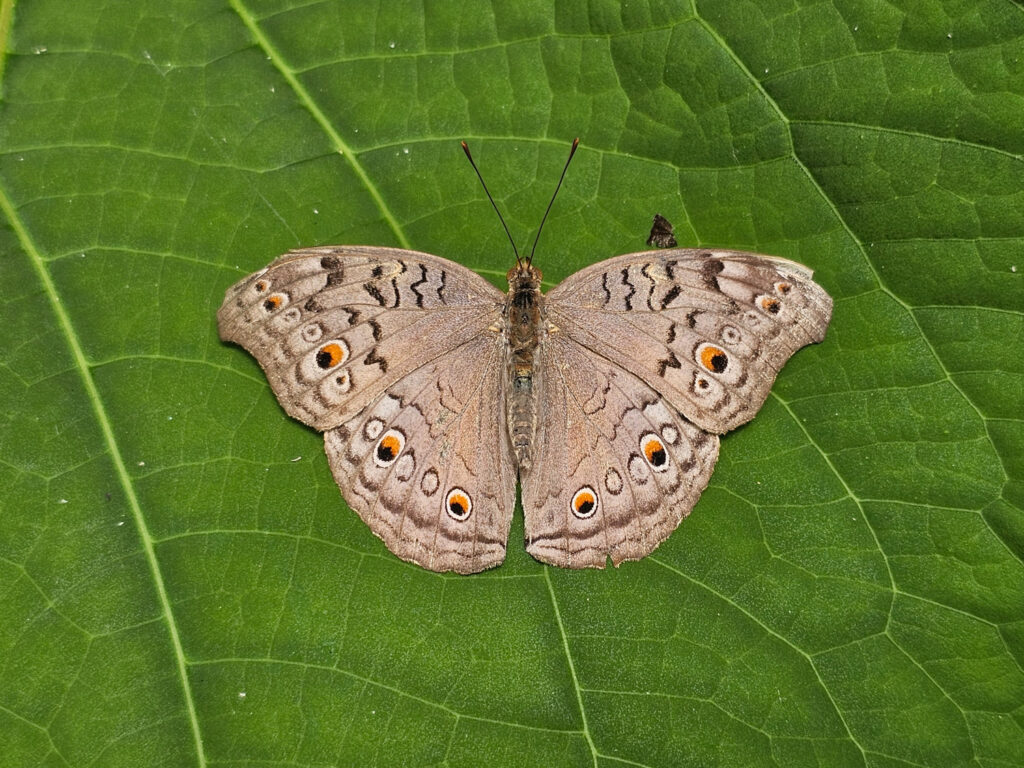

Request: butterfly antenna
left=461, top=141, right=521, bottom=266
left=528, top=137, right=580, bottom=266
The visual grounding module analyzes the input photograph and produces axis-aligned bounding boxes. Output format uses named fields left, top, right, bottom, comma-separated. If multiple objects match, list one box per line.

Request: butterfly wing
left=324, top=332, right=516, bottom=574
left=521, top=248, right=831, bottom=567
left=522, top=335, right=720, bottom=568
left=544, top=249, right=832, bottom=434
left=217, top=246, right=505, bottom=431
left=219, top=247, right=515, bottom=573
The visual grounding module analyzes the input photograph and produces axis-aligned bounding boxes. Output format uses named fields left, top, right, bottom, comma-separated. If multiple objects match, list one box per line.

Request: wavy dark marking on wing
left=621, top=268, right=635, bottom=310
left=391, top=277, right=401, bottom=307
left=641, top=264, right=657, bottom=310
left=371, top=264, right=384, bottom=278
left=580, top=377, right=612, bottom=416
left=665, top=259, right=677, bottom=280
left=666, top=322, right=677, bottom=344
left=410, top=265, right=428, bottom=308
left=657, top=350, right=681, bottom=377
left=343, top=307, right=360, bottom=325
left=363, top=282, right=387, bottom=306
left=320, top=255, right=341, bottom=270
left=601, top=272, right=611, bottom=305
left=364, top=347, right=388, bottom=373
left=701, top=258, right=724, bottom=292
left=438, top=269, right=448, bottom=305
left=368, top=319, right=383, bottom=342
left=661, top=285, right=681, bottom=309
left=686, top=309, right=701, bottom=328
left=304, top=297, right=324, bottom=313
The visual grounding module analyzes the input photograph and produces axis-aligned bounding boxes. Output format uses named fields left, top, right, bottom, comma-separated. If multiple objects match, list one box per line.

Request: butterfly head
left=507, top=262, right=543, bottom=292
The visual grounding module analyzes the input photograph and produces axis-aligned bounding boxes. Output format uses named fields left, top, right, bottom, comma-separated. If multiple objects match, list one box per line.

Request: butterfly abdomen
left=505, top=265, right=545, bottom=470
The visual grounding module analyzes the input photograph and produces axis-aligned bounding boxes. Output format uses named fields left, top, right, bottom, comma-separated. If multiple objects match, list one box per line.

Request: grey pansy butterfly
left=218, top=141, right=832, bottom=574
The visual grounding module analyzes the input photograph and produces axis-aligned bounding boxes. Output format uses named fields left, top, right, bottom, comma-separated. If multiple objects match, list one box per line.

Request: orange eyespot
left=645, top=439, right=665, bottom=463
left=262, top=294, right=283, bottom=311
left=316, top=341, right=348, bottom=369
left=254, top=280, right=269, bottom=292
left=446, top=488, right=472, bottom=521
left=774, top=281, right=792, bottom=295
left=374, top=429, right=405, bottom=467
left=698, top=344, right=729, bottom=374
left=641, top=434, right=669, bottom=471
left=570, top=487, right=598, bottom=519
left=759, top=296, right=781, bottom=314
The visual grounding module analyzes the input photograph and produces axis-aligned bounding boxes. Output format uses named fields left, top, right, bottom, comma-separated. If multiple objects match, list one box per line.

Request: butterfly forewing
left=217, top=246, right=505, bottom=431
left=544, top=249, right=833, bottom=435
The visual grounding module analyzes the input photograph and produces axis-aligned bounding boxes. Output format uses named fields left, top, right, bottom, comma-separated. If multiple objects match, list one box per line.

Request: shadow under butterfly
left=218, top=140, right=833, bottom=574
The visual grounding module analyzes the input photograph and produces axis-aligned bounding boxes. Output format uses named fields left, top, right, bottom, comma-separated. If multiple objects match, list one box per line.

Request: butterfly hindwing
left=521, top=334, right=720, bottom=568
left=324, top=332, right=516, bottom=574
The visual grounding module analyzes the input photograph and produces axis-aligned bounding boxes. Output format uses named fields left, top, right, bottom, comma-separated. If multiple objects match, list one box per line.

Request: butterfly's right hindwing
left=522, top=335, right=720, bottom=568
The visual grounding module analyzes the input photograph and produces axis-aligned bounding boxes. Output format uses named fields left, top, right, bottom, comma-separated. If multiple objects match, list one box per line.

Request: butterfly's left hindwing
left=324, top=332, right=516, bottom=574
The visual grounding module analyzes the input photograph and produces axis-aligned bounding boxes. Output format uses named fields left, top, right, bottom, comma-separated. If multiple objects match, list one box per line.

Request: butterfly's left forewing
left=217, top=246, right=506, bottom=431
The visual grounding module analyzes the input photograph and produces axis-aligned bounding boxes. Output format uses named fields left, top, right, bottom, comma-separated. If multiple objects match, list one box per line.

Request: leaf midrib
left=0, top=185, right=208, bottom=763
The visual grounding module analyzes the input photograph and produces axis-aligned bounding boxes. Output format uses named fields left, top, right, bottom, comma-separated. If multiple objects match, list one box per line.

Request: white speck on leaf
left=291, top=456, right=302, bottom=462
left=32, top=46, right=47, bottom=54
left=59, top=499, right=68, bottom=504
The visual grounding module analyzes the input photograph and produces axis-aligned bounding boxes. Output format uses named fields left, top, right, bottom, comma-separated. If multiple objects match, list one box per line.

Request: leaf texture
left=1, top=1, right=1022, bottom=766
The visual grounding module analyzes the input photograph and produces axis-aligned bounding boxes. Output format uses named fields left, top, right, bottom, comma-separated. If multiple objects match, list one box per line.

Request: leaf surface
left=1, top=1, right=1022, bottom=766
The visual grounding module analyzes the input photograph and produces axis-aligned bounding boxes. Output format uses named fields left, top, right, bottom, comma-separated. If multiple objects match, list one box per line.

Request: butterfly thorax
left=505, top=263, right=545, bottom=471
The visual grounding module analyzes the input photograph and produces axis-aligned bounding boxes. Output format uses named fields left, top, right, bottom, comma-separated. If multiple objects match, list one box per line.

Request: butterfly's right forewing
left=544, top=249, right=832, bottom=435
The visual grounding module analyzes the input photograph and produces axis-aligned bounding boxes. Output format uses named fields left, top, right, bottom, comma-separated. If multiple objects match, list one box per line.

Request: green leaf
left=1, top=1, right=1022, bottom=766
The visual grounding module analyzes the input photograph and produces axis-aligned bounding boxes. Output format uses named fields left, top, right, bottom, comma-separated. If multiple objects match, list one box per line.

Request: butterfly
left=217, top=141, right=832, bottom=574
